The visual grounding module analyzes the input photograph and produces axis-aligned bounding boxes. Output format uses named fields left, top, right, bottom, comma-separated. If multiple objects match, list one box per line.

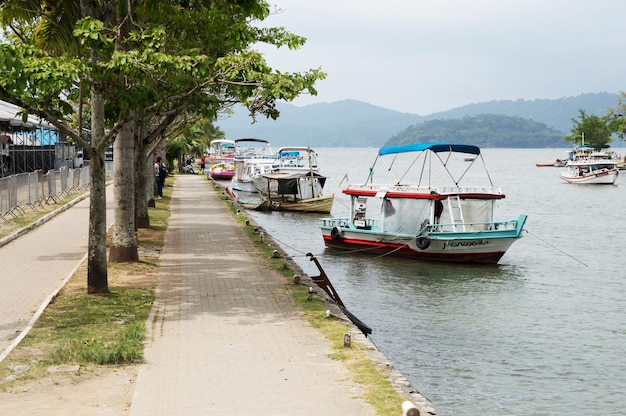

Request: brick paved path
left=129, top=175, right=375, bottom=416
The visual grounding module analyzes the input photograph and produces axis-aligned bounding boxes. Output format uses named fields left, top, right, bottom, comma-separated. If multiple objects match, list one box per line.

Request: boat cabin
left=344, top=185, right=505, bottom=236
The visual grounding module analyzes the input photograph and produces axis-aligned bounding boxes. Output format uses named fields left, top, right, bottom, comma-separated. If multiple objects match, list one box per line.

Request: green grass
left=35, top=288, right=152, bottom=365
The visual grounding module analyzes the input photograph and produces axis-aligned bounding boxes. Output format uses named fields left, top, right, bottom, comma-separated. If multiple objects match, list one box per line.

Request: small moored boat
left=230, top=138, right=276, bottom=192
left=559, top=159, right=619, bottom=184
left=319, top=142, right=527, bottom=264
left=259, top=171, right=334, bottom=213
left=559, top=145, right=619, bottom=184
left=207, top=139, right=235, bottom=180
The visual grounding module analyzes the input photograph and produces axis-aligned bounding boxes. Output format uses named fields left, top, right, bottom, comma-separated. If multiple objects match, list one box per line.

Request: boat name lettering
left=443, top=240, right=489, bottom=249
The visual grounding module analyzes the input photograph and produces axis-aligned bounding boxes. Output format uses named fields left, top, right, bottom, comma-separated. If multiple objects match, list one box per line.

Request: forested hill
left=386, top=114, right=568, bottom=148
left=426, top=92, right=618, bottom=133
left=215, top=92, right=620, bottom=148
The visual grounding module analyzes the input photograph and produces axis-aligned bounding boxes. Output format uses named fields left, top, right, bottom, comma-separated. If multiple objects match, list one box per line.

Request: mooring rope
left=524, top=229, right=588, bottom=267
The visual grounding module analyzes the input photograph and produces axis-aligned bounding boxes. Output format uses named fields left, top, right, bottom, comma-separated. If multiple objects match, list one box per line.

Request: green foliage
left=564, top=109, right=613, bottom=148
left=0, top=1, right=327, bottom=143
left=387, top=114, right=567, bottom=148
left=607, top=91, right=626, bottom=141
left=166, top=139, right=186, bottom=164
left=178, top=119, right=225, bottom=157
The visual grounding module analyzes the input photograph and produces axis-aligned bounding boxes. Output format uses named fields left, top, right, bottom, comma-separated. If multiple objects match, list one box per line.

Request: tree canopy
left=564, top=109, right=614, bottom=148
left=0, top=0, right=326, bottom=292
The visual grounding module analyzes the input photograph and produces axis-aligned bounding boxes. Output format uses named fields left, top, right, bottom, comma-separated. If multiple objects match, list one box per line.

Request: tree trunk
left=87, top=91, right=109, bottom=294
left=109, top=119, right=139, bottom=262
left=135, top=124, right=152, bottom=228
left=108, top=0, right=138, bottom=262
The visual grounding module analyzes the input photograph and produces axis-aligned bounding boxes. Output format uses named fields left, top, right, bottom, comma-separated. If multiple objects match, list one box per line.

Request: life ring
left=330, top=226, right=343, bottom=240
left=416, top=236, right=431, bottom=250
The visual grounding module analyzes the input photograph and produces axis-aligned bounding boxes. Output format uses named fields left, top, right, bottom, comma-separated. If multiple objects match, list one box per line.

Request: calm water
left=237, top=148, right=626, bottom=416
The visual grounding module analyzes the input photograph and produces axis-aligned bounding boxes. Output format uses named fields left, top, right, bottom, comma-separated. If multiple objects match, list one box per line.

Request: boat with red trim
left=559, top=146, right=619, bottom=184
left=319, top=142, right=527, bottom=263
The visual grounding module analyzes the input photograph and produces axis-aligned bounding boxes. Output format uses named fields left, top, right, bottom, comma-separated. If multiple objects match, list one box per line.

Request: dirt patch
left=0, top=365, right=138, bottom=415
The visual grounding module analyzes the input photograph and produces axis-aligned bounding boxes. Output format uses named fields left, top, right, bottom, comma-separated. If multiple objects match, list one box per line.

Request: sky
left=255, top=0, right=626, bottom=115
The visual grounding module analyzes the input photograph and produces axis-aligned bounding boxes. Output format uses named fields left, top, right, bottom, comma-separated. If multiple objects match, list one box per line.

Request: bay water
left=238, top=148, right=626, bottom=415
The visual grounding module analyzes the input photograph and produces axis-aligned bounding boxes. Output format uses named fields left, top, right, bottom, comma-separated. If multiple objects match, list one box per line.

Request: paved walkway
left=0, top=174, right=432, bottom=415
left=0, top=187, right=114, bottom=360
left=128, top=175, right=375, bottom=415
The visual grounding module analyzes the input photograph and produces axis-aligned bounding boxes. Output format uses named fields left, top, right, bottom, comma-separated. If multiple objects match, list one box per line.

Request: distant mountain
left=387, top=114, right=568, bottom=148
left=215, top=99, right=421, bottom=148
left=424, top=92, right=620, bottom=133
left=215, top=92, right=621, bottom=148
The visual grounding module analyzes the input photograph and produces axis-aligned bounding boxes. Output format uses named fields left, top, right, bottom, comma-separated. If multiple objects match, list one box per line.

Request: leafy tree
left=564, top=109, right=613, bottom=148
left=0, top=0, right=326, bottom=293
left=607, top=91, right=626, bottom=142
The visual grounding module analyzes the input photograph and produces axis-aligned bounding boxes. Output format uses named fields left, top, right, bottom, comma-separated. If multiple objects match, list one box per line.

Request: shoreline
left=212, top=178, right=435, bottom=415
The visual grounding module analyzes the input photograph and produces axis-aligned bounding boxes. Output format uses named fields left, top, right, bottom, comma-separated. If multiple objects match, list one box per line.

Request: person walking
left=154, top=156, right=167, bottom=198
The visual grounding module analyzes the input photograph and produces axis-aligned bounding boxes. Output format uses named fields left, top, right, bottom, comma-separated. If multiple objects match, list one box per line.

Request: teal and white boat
left=320, top=142, right=527, bottom=263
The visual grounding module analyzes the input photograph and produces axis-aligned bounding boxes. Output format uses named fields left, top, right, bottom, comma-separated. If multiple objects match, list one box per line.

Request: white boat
left=559, top=158, right=619, bottom=184
left=250, top=146, right=321, bottom=192
left=207, top=139, right=235, bottom=180
left=319, top=142, right=527, bottom=264
left=230, top=138, right=276, bottom=193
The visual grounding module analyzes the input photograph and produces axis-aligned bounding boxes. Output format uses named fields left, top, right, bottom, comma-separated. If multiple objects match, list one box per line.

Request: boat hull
left=231, top=178, right=261, bottom=193
left=320, top=215, right=527, bottom=264
left=269, top=194, right=334, bottom=214
left=211, top=171, right=234, bottom=180
left=559, top=169, right=618, bottom=184
left=209, top=163, right=235, bottom=179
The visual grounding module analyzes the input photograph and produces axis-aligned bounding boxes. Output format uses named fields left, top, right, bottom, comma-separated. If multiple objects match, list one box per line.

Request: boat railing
left=321, top=217, right=380, bottom=230
left=424, top=218, right=520, bottom=234
left=437, top=186, right=503, bottom=195
left=346, top=183, right=502, bottom=195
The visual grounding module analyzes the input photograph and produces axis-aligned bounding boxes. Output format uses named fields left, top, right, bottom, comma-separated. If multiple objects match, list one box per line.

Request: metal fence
left=0, top=166, right=92, bottom=223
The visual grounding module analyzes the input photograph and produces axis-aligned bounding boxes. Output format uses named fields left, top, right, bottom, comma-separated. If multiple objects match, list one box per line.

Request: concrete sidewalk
left=0, top=187, right=114, bottom=361
left=129, top=174, right=377, bottom=415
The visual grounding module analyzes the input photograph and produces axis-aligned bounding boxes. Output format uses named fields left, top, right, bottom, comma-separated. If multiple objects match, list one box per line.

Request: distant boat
left=559, top=145, right=619, bottom=184
left=319, top=142, right=527, bottom=264
left=248, top=146, right=322, bottom=192
left=536, top=158, right=566, bottom=167
left=230, top=138, right=276, bottom=192
left=207, top=139, right=235, bottom=180
left=560, top=159, right=619, bottom=184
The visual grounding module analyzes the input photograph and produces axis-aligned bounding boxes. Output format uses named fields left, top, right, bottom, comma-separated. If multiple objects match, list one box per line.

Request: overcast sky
left=255, top=0, right=626, bottom=115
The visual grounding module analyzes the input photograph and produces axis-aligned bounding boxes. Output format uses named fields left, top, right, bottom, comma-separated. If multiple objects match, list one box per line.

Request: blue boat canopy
left=379, top=142, right=481, bottom=156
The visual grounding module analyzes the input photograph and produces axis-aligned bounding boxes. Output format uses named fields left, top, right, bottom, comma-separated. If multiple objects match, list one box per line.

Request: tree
left=564, top=109, right=613, bottom=148
left=607, top=91, right=626, bottom=141
left=0, top=0, right=326, bottom=293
